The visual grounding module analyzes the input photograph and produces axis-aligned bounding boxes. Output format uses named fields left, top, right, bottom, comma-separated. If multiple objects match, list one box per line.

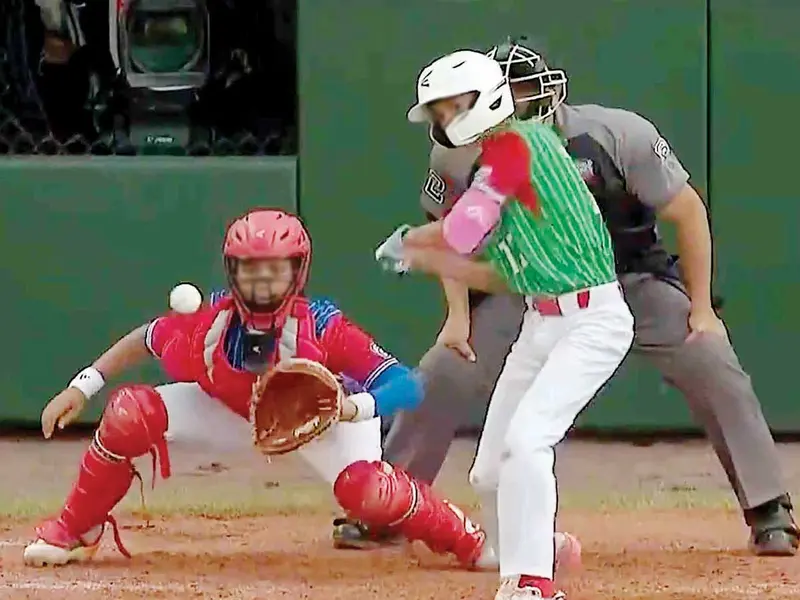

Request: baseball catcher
left=23, top=208, right=488, bottom=570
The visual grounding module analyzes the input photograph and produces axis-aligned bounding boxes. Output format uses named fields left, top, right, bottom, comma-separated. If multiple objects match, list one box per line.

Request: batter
left=376, top=50, right=634, bottom=600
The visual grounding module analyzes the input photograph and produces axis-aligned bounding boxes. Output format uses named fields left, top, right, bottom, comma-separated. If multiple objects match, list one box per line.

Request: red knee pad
left=97, top=385, right=171, bottom=479
left=334, top=460, right=484, bottom=566
left=333, top=460, right=415, bottom=527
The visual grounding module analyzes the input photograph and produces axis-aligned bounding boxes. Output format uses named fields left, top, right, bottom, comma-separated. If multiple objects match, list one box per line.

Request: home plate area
left=0, top=438, right=798, bottom=600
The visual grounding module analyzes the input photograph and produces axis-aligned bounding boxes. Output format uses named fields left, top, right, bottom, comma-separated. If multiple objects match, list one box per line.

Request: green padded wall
left=0, top=157, right=296, bottom=424
left=298, top=0, right=707, bottom=430
left=709, top=1, right=800, bottom=432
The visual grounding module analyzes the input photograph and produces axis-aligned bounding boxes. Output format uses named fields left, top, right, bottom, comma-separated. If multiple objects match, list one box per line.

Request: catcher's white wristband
left=349, top=392, right=376, bottom=422
left=68, top=366, right=105, bottom=399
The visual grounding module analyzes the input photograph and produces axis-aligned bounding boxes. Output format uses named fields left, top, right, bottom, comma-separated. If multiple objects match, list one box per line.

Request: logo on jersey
left=422, top=169, right=447, bottom=204
left=370, top=341, right=392, bottom=360
left=653, top=137, right=671, bottom=161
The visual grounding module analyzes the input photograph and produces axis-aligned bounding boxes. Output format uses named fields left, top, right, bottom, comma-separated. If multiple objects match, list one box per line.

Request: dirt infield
left=0, top=437, right=798, bottom=599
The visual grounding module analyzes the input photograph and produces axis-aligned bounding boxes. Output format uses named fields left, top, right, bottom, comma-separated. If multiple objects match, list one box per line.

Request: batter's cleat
left=331, top=517, right=403, bottom=550
left=745, top=494, right=800, bottom=557
left=23, top=517, right=128, bottom=567
left=471, top=531, right=582, bottom=575
left=494, top=576, right=566, bottom=600
left=554, top=531, right=582, bottom=574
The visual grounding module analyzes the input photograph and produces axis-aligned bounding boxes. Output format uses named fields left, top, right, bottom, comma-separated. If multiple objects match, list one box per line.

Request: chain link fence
left=0, top=0, right=297, bottom=156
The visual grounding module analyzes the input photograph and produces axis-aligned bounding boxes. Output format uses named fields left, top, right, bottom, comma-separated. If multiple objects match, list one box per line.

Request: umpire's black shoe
left=331, top=518, right=403, bottom=550
left=745, top=494, right=800, bottom=556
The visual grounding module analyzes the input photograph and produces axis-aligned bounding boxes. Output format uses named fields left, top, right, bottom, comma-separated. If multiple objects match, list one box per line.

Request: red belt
left=532, top=290, right=591, bottom=316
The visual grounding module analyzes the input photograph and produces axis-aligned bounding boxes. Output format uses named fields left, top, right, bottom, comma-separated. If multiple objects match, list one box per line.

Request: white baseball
left=169, top=283, right=203, bottom=314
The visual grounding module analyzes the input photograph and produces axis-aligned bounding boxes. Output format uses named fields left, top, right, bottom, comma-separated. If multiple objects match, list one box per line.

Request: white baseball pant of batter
left=469, top=281, right=634, bottom=579
left=154, top=382, right=383, bottom=484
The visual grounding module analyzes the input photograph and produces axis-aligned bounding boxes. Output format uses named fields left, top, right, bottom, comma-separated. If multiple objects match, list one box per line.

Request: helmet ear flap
left=429, top=124, right=456, bottom=149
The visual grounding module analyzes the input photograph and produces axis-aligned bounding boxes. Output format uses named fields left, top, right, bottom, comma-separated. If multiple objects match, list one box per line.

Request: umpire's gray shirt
left=419, top=104, right=691, bottom=267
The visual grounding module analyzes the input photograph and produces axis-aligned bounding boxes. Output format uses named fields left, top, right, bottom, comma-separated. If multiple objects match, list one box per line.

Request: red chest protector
left=172, top=297, right=326, bottom=419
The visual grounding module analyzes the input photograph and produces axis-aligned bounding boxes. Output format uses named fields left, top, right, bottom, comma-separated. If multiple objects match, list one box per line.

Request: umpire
left=332, top=36, right=798, bottom=556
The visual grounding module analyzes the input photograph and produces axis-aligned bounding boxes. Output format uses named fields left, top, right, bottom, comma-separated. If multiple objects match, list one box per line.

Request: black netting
left=0, top=0, right=297, bottom=156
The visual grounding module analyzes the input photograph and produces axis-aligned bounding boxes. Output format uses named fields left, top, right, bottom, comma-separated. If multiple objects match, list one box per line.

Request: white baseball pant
left=469, top=281, right=634, bottom=579
left=157, top=382, right=383, bottom=484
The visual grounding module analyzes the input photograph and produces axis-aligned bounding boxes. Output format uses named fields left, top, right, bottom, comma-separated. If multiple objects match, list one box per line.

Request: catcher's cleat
left=23, top=517, right=129, bottom=567
left=746, top=494, right=799, bottom=557
left=331, top=518, right=403, bottom=550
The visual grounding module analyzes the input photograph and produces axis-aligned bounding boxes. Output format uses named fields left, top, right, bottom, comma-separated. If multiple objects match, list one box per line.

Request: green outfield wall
left=4, top=0, right=800, bottom=433
left=704, top=1, right=800, bottom=432
left=0, top=158, right=296, bottom=424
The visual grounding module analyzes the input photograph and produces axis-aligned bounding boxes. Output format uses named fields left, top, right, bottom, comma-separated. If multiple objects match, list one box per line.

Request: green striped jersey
left=479, top=120, right=616, bottom=295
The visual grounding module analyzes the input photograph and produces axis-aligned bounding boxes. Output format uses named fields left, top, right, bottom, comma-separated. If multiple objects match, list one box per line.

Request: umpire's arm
left=419, top=152, right=474, bottom=354
left=614, top=113, right=715, bottom=316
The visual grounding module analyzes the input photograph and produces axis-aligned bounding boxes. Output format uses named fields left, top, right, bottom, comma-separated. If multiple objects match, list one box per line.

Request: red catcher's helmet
left=223, top=209, right=312, bottom=331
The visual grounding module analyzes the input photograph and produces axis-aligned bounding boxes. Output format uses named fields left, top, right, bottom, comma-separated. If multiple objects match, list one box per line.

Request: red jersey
left=144, top=295, right=398, bottom=419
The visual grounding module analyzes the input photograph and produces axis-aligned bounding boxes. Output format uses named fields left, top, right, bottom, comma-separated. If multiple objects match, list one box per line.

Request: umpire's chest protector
left=179, top=298, right=327, bottom=419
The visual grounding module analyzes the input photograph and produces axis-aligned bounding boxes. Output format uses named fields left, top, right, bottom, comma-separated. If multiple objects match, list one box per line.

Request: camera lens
left=128, top=9, right=205, bottom=73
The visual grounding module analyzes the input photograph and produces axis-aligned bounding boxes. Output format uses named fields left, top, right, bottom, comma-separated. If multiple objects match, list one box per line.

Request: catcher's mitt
left=250, top=358, right=344, bottom=456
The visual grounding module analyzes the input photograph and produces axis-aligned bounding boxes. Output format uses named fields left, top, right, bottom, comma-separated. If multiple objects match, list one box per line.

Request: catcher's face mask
left=232, top=257, right=298, bottom=311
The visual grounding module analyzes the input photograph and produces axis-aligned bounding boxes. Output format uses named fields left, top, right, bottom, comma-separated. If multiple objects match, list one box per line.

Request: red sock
left=518, top=575, right=554, bottom=597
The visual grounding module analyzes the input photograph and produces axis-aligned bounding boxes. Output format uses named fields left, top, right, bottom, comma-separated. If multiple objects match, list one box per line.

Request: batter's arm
left=404, top=247, right=508, bottom=293
left=403, top=219, right=449, bottom=248
left=402, top=132, right=528, bottom=291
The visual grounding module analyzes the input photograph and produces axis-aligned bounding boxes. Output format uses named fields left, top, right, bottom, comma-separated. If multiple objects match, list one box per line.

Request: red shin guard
left=36, top=439, right=136, bottom=555
left=36, top=385, right=171, bottom=556
left=334, top=460, right=485, bottom=565
left=60, top=439, right=135, bottom=536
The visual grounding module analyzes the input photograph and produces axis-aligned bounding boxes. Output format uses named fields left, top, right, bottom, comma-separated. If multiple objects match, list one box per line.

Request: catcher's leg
left=332, top=347, right=472, bottom=550
left=334, top=460, right=486, bottom=567
left=161, top=382, right=253, bottom=452
left=298, top=418, right=383, bottom=483
left=24, top=385, right=170, bottom=567
left=298, top=419, right=396, bottom=551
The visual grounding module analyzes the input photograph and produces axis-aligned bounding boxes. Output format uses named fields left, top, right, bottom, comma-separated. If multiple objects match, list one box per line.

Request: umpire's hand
left=436, top=314, right=477, bottom=362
